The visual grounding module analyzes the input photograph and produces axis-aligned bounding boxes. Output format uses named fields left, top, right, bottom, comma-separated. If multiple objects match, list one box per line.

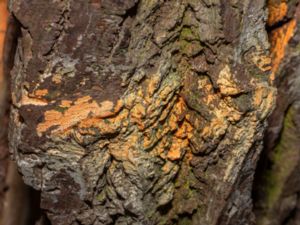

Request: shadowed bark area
left=253, top=1, right=300, bottom=225
left=1, top=1, right=47, bottom=225
left=7, top=0, right=279, bottom=225
left=0, top=0, right=9, bottom=216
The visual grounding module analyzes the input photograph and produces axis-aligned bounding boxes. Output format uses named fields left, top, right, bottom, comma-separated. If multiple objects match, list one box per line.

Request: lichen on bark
left=8, top=0, right=276, bottom=225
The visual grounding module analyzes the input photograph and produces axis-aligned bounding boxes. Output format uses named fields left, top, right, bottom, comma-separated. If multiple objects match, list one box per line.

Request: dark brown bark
left=0, top=0, right=9, bottom=220
left=1, top=2, right=42, bottom=225
left=6, top=0, right=298, bottom=225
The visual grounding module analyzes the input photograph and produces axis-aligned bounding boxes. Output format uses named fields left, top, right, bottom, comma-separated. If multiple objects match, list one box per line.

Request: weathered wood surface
left=7, top=0, right=292, bottom=224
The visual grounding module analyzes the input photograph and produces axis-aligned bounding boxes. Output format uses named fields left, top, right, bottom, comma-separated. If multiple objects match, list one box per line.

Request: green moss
left=262, top=106, right=298, bottom=211
left=178, top=26, right=202, bottom=57
left=96, top=191, right=106, bottom=204
left=180, top=40, right=203, bottom=57
left=180, top=27, right=195, bottom=41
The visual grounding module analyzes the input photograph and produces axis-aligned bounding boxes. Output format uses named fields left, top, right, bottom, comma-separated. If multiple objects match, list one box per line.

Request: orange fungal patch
left=217, top=65, right=241, bottom=96
left=269, top=19, right=296, bottom=80
left=34, top=89, right=49, bottom=97
left=52, top=74, right=62, bottom=84
left=267, top=0, right=298, bottom=81
left=268, top=1, right=288, bottom=27
left=167, top=138, right=189, bottom=161
left=37, top=96, right=122, bottom=135
left=21, top=89, right=48, bottom=106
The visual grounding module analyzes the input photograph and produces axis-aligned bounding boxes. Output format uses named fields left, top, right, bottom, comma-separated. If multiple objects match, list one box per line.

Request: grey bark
left=7, top=0, right=280, bottom=225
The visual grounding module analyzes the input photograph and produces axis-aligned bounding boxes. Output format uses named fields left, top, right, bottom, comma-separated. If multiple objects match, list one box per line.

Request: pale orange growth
left=162, top=161, right=174, bottom=173
left=202, top=117, right=225, bottom=137
left=52, top=74, right=62, bottom=84
left=37, top=96, right=122, bottom=135
left=131, top=103, right=146, bottom=130
left=175, top=120, right=193, bottom=139
left=109, top=141, right=130, bottom=161
left=268, top=1, right=288, bottom=27
left=197, top=77, right=217, bottom=104
left=142, top=133, right=153, bottom=149
left=251, top=53, right=272, bottom=72
left=164, top=97, right=193, bottom=161
left=124, top=93, right=136, bottom=109
left=168, top=113, right=178, bottom=131
left=168, top=97, right=189, bottom=133
left=173, top=96, right=187, bottom=117
left=198, top=77, right=213, bottom=92
left=267, top=0, right=297, bottom=81
left=147, top=74, right=161, bottom=98
left=109, top=134, right=139, bottom=161
left=75, top=109, right=129, bottom=140
left=269, top=19, right=296, bottom=80
left=21, top=89, right=48, bottom=106
left=217, top=65, right=241, bottom=96
left=60, top=100, right=72, bottom=107
left=253, top=84, right=276, bottom=119
left=34, top=89, right=48, bottom=97
left=167, top=148, right=181, bottom=161
left=21, top=95, right=48, bottom=106
left=167, top=138, right=189, bottom=161
left=253, top=88, right=264, bottom=107
left=143, top=95, right=195, bottom=162
left=158, top=97, right=176, bottom=122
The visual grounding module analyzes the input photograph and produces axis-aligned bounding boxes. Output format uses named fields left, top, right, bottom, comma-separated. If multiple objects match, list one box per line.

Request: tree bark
left=7, top=0, right=288, bottom=225
left=1, top=1, right=37, bottom=225
left=0, top=0, right=10, bottom=219
left=253, top=1, right=300, bottom=225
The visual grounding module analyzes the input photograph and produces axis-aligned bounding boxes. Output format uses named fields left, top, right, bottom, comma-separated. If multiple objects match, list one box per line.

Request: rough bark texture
left=1, top=1, right=37, bottom=225
left=8, top=0, right=279, bottom=225
left=253, top=1, right=300, bottom=225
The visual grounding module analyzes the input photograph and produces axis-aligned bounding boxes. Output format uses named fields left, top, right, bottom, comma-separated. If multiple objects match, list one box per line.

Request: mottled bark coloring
left=8, top=0, right=278, bottom=225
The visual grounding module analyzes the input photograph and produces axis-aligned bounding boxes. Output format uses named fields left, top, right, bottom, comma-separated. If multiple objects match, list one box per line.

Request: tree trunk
left=0, top=0, right=10, bottom=219
left=253, top=1, right=300, bottom=225
left=1, top=1, right=38, bottom=225
left=6, top=0, right=298, bottom=225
